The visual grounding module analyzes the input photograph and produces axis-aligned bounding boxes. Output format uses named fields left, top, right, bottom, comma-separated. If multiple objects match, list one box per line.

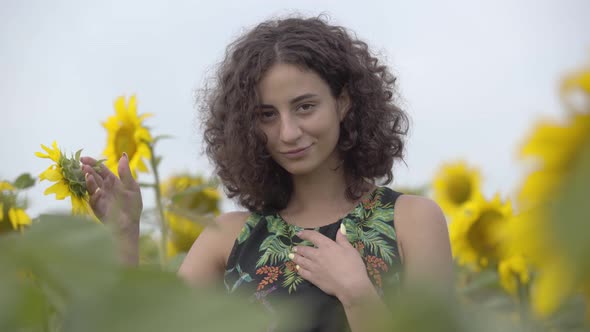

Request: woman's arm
left=177, top=211, right=250, bottom=287
left=394, top=195, right=454, bottom=290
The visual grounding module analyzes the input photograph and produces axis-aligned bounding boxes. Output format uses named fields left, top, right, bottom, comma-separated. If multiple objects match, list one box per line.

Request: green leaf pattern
left=225, top=187, right=402, bottom=296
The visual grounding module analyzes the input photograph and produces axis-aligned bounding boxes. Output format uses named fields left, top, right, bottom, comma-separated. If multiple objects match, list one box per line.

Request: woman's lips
left=281, top=145, right=312, bottom=158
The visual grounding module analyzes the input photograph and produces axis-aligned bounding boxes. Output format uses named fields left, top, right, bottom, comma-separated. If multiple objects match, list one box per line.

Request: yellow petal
left=128, top=95, right=137, bottom=115
left=39, top=166, right=63, bottom=182
left=134, top=128, right=152, bottom=143
left=0, top=181, right=15, bottom=191
left=114, top=96, right=127, bottom=118
left=71, top=195, right=89, bottom=215
left=135, top=159, right=149, bottom=173
left=35, top=151, right=50, bottom=159
left=36, top=141, right=61, bottom=162
left=44, top=182, right=70, bottom=200
left=138, top=113, right=153, bottom=122
left=8, top=208, right=31, bottom=229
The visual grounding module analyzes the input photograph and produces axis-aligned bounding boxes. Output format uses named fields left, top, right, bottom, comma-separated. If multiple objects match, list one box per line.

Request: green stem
left=148, top=144, right=168, bottom=267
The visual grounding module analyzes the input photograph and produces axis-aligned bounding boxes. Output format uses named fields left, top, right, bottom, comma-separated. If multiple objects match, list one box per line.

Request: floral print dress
left=223, top=187, right=403, bottom=331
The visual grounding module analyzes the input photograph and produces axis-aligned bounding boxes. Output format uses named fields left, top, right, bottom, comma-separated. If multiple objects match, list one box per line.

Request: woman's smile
left=281, top=144, right=313, bottom=159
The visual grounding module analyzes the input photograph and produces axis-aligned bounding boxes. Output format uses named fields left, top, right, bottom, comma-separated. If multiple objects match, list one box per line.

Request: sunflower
left=510, top=64, right=590, bottom=317
left=449, top=193, right=513, bottom=269
left=433, top=160, right=484, bottom=217
left=0, top=183, right=31, bottom=233
left=166, top=212, right=205, bottom=258
left=518, top=112, right=590, bottom=210
left=161, top=174, right=221, bottom=216
left=35, top=141, right=92, bottom=216
left=102, top=95, right=153, bottom=178
left=161, top=174, right=221, bottom=257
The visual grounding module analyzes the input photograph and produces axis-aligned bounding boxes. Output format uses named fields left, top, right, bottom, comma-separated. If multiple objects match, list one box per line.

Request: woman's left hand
left=292, top=224, right=375, bottom=307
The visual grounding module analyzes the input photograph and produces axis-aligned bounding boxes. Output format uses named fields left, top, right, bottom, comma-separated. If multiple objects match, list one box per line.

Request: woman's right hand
left=80, top=153, right=143, bottom=237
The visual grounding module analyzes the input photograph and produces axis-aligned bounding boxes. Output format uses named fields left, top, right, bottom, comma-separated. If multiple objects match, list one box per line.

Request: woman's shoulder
left=393, top=194, right=446, bottom=228
left=393, top=194, right=443, bottom=215
left=391, top=194, right=450, bottom=262
left=211, top=211, right=253, bottom=247
left=390, top=194, right=454, bottom=284
left=215, top=210, right=252, bottom=229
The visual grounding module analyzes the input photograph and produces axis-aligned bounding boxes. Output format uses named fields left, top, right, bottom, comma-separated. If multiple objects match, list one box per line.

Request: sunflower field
left=1, top=60, right=589, bottom=331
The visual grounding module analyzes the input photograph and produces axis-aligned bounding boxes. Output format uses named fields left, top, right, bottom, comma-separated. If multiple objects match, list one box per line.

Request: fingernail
left=288, top=253, right=295, bottom=260
left=122, top=152, right=128, bottom=159
left=291, top=246, right=298, bottom=253
left=296, top=265, right=300, bottom=270
left=296, top=231, right=302, bottom=237
left=85, top=172, right=89, bottom=180
left=340, top=223, right=346, bottom=235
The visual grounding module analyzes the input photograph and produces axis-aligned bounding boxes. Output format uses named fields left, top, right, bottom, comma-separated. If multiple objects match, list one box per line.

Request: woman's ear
left=337, top=88, right=351, bottom=122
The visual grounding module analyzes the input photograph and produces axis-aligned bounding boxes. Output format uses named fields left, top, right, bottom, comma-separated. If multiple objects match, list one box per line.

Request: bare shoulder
left=177, top=211, right=251, bottom=287
left=199, top=210, right=251, bottom=264
left=393, top=194, right=446, bottom=229
left=214, top=211, right=252, bottom=235
left=393, top=194, right=451, bottom=263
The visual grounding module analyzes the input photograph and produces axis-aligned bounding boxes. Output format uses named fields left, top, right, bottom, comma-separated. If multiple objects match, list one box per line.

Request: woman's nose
left=279, top=114, right=303, bottom=143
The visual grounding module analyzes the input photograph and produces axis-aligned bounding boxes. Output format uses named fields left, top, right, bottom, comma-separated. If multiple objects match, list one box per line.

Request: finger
left=83, top=165, right=103, bottom=188
left=87, top=175, right=103, bottom=212
left=296, top=265, right=313, bottom=282
left=292, top=245, right=319, bottom=259
left=81, top=156, right=113, bottom=179
left=118, top=152, right=137, bottom=188
left=335, top=224, right=352, bottom=247
left=296, top=230, right=333, bottom=248
left=80, top=156, right=98, bottom=166
left=86, top=174, right=100, bottom=196
left=292, top=253, right=315, bottom=269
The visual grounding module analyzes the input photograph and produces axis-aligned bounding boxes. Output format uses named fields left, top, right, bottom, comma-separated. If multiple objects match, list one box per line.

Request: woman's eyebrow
left=289, top=93, right=318, bottom=104
left=259, top=93, right=318, bottom=109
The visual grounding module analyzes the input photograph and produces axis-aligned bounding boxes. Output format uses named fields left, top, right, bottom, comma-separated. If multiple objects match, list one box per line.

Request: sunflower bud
left=59, top=150, right=87, bottom=198
left=36, top=141, right=100, bottom=216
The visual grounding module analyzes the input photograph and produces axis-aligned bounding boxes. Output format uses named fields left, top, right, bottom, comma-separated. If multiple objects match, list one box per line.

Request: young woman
left=81, top=16, right=453, bottom=331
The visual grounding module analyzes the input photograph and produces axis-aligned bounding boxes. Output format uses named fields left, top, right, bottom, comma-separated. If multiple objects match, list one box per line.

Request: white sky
left=1, top=0, right=589, bottom=216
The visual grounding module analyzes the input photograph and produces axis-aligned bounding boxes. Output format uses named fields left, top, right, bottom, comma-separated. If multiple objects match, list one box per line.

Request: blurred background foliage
left=0, top=59, right=589, bottom=331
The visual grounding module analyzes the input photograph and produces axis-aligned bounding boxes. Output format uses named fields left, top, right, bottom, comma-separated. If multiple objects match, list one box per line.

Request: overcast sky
left=1, top=0, right=589, bottom=216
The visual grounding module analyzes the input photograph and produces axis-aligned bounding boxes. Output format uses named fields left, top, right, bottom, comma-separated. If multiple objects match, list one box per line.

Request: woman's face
left=256, top=63, right=349, bottom=176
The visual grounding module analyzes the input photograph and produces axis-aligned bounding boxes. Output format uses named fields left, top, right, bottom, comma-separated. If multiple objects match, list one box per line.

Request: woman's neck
left=283, top=158, right=371, bottom=223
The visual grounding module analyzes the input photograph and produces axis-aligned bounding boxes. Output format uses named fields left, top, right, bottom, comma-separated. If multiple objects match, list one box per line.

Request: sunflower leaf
left=74, top=149, right=82, bottom=162
left=13, top=173, right=36, bottom=189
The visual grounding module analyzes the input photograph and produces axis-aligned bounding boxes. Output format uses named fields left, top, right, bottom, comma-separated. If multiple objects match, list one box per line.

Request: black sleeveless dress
left=223, top=187, right=403, bottom=331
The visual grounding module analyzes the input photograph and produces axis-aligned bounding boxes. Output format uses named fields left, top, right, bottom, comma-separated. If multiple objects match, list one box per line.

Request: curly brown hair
left=199, top=15, right=409, bottom=212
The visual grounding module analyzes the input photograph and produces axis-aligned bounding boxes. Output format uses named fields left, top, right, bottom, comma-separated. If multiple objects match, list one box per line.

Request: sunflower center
left=467, top=209, right=504, bottom=261
left=447, top=175, right=472, bottom=205
left=114, top=126, right=137, bottom=158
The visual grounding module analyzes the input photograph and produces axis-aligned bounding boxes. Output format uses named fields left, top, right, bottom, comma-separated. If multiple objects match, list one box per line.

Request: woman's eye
left=259, top=111, right=276, bottom=121
left=297, top=103, right=315, bottom=112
